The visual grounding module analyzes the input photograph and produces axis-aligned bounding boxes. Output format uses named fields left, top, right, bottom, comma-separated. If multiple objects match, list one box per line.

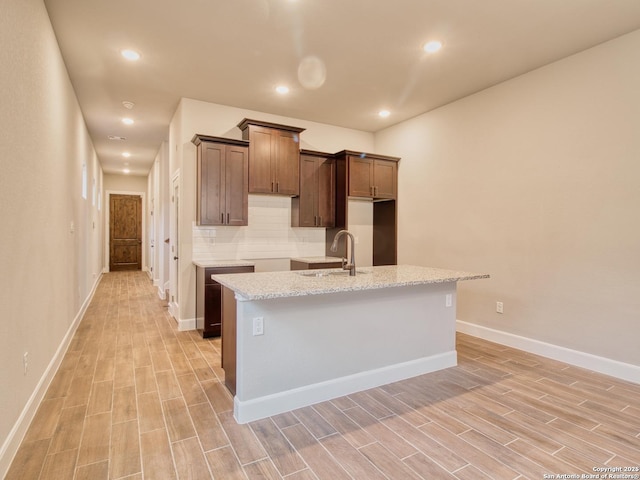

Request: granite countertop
left=290, top=256, right=344, bottom=264
left=212, top=264, right=489, bottom=300
left=193, top=260, right=256, bottom=268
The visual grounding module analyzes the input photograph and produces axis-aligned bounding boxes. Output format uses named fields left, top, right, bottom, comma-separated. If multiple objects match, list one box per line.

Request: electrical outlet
left=496, top=301, right=504, bottom=314
left=253, top=317, right=264, bottom=336
left=23, top=352, right=29, bottom=375
left=445, top=294, right=452, bottom=307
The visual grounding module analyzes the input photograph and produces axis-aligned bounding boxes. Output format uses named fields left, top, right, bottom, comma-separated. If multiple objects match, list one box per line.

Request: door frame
left=169, top=172, right=180, bottom=320
left=104, top=190, right=146, bottom=273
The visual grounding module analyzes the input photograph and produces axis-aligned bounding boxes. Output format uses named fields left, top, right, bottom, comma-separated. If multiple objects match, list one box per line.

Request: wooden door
left=274, top=130, right=300, bottom=195
left=198, top=142, right=225, bottom=225
left=247, top=126, right=275, bottom=193
left=348, top=156, right=374, bottom=197
left=225, top=145, right=249, bottom=225
left=373, top=159, right=397, bottom=199
left=298, top=155, right=318, bottom=227
left=317, top=157, right=335, bottom=227
left=110, top=194, right=142, bottom=271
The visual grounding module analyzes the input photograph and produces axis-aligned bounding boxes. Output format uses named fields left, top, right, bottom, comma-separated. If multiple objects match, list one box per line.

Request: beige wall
left=103, top=173, right=148, bottom=193
left=0, top=0, right=104, bottom=473
left=376, top=30, right=640, bottom=367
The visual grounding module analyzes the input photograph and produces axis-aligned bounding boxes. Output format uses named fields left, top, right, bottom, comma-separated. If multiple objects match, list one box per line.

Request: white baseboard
left=153, top=278, right=160, bottom=288
left=157, top=286, right=166, bottom=300
left=167, top=302, right=194, bottom=331
left=456, top=320, right=640, bottom=384
left=233, top=350, right=457, bottom=424
left=178, top=317, right=196, bottom=332
left=0, top=273, right=104, bottom=478
left=168, top=301, right=179, bottom=321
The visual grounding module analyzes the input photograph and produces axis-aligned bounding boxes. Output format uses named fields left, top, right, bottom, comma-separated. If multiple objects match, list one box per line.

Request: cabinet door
left=316, top=158, right=335, bottom=227
left=298, top=155, right=318, bottom=227
left=348, top=157, right=374, bottom=197
left=205, top=266, right=254, bottom=339
left=373, top=159, right=397, bottom=199
left=203, top=283, right=222, bottom=337
left=274, top=130, right=300, bottom=195
left=198, top=142, right=225, bottom=225
left=225, top=145, right=249, bottom=225
left=248, top=126, right=276, bottom=193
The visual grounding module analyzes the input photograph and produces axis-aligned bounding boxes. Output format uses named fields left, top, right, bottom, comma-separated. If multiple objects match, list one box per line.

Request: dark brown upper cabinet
left=237, top=118, right=305, bottom=196
left=192, top=134, right=249, bottom=226
left=328, top=150, right=400, bottom=266
left=292, top=150, right=335, bottom=228
left=346, top=153, right=398, bottom=199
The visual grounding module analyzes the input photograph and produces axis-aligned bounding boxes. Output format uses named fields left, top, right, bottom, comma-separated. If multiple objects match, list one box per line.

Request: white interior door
left=149, top=198, right=155, bottom=279
left=169, top=174, right=180, bottom=318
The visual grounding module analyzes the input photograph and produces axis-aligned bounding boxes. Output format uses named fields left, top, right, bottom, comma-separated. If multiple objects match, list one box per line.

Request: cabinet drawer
left=290, top=260, right=343, bottom=270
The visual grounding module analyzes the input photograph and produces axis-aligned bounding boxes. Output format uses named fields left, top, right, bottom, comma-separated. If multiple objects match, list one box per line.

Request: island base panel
left=231, top=282, right=458, bottom=423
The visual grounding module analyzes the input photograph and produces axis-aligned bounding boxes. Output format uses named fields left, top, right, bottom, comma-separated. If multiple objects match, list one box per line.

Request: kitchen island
left=212, top=265, right=489, bottom=423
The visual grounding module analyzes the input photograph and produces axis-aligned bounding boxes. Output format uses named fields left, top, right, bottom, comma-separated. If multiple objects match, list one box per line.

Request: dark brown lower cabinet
left=221, top=286, right=237, bottom=395
left=290, top=259, right=343, bottom=270
left=196, top=265, right=254, bottom=338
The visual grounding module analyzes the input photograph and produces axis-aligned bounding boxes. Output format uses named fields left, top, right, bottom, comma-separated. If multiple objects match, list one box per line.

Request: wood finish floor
left=6, top=271, right=640, bottom=479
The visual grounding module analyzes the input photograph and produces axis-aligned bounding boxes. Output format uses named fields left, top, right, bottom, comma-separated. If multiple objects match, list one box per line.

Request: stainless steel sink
left=297, top=271, right=330, bottom=277
left=297, top=270, right=369, bottom=278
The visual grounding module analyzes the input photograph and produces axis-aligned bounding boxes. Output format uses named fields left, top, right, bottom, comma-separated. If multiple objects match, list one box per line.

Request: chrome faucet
left=330, top=230, right=356, bottom=276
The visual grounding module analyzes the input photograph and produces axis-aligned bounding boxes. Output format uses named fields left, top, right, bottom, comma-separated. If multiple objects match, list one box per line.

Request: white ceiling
left=43, top=0, right=640, bottom=176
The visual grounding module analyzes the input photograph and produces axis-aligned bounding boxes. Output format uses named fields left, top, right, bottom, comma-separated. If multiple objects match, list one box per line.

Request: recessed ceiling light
left=122, top=117, right=134, bottom=125
left=123, top=168, right=131, bottom=174
left=108, top=135, right=126, bottom=141
left=378, top=110, right=391, bottom=118
left=122, top=101, right=135, bottom=110
left=423, top=40, right=443, bottom=53
left=122, top=152, right=131, bottom=158
left=275, top=85, right=290, bottom=94
left=121, top=49, right=141, bottom=61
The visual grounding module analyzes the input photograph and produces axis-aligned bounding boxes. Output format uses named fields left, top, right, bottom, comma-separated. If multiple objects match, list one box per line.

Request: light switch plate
left=253, top=317, right=264, bottom=336
left=445, top=294, right=452, bottom=307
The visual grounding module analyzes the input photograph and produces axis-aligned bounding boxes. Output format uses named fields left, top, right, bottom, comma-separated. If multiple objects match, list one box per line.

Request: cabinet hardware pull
left=227, top=213, right=230, bottom=224
left=276, top=182, right=279, bottom=192
left=319, top=216, right=322, bottom=226
left=374, top=186, right=378, bottom=196
left=314, top=215, right=317, bottom=226
left=221, top=213, right=224, bottom=223
left=271, top=181, right=275, bottom=192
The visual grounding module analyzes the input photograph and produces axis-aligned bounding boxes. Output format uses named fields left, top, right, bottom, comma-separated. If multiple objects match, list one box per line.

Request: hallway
left=6, top=272, right=640, bottom=479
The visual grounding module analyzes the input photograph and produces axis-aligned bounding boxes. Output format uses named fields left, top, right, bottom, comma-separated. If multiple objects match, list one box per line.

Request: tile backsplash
left=193, top=195, right=326, bottom=262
